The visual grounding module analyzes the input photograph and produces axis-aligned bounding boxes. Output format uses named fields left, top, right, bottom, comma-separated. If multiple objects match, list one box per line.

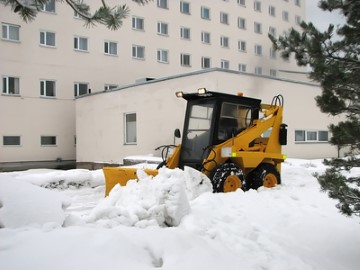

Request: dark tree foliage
left=1, top=0, right=152, bottom=30
left=270, top=0, right=360, bottom=217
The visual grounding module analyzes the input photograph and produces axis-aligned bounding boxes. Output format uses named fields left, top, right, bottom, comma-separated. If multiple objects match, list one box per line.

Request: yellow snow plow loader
left=103, top=88, right=287, bottom=196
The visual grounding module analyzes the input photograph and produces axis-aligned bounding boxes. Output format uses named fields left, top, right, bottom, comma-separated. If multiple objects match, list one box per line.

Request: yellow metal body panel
left=103, top=167, right=158, bottom=196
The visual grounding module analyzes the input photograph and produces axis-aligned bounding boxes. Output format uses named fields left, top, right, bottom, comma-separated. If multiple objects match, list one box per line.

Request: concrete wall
left=76, top=69, right=340, bottom=166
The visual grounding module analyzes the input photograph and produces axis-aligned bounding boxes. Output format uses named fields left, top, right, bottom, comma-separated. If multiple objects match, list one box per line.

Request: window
left=157, top=22, right=169, bottom=35
left=181, top=53, right=191, bottom=66
left=104, top=84, right=118, bottom=91
left=282, top=11, right=289, bottom=21
left=238, top=17, right=246, bottom=29
left=41, top=136, right=57, bottom=146
left=157, top=0, right=168, bottom=9
left=132, top=16, right=144, bottom=30
left=220, top=12, right=229, bottom=24
left=201, top=6, right=210, bottom=20
left=269, top=26, right=277, bottom=36
left=269, top=6, right=276, bottom=17
left=270, top=69, right=277, bottom=77
left=180, top=27, right=190, bottom=40
left=295, top=15, right=302, bottom=25
left=238, top=40, right=246, bottom=52
left=157, top=49, right=169, bottom=63
left=201, top=57, right=211, bottom=69
left=132, top=45, right=145, bottom=59
left=239, top=64, right=246, bottom=73
left=40, top=80, right=56, bottom=97
left=254, top=1, right=261, bottom=11
left=295, top=130, right=329, bottom=142
left=104, top=41, right=117, bottom=55
left=41, top=0, right=55, bottom=13
left=255, top=44, right=262, bottom=55
left=74, top=36, right=88, bottom=51
left=255, top=67, right=262, bottom=75
left=3, top=136, right=20, bottom=146
left=201, top=31, right=211, bottom=44
left=125, top=113, right=137, bottom=144
left=254, top=22, right=262, bottom=34
left=74, top=82, right=89, bottom=97
left=2, top=23, right=20, bottom=41
left=238, top=0, right=246, bottom=6
left=221, top=60, right=230, bottom=69
left=220, top=36, right=229, bottom=48
left=180, top=1, right=190, bottom=14
left=270, top=48, right=277, bottom=59
left=40, top=31, right=55, bottom=47
left=295, top=0, right=301, bottom=7
left=2, top=76, right=20, bottom=95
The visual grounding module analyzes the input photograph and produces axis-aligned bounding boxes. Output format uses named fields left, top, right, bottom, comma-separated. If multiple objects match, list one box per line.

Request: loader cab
left=176, top=89, right=261, bottom=170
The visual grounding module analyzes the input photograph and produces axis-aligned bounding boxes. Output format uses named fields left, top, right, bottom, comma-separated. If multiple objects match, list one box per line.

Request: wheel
left=246, top=163, right=281, bottom=190
left=211, top=163, right=245, bottom=193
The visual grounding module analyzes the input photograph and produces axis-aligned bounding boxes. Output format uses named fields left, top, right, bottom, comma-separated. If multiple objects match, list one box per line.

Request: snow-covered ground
left=0, top=159, right=359, bottom=270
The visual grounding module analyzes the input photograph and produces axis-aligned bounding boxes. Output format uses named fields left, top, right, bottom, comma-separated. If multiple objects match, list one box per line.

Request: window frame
left=238, top=17, right=246, bottom=29
left=2, top=76, right=20, bottom=95
left=201, top=57, right=211, bottom=69
left=201, top=31, right=211, bottom=44
left=74, top=36, right=88, bottom=51
left=201, top=6, right=211, bottom=20
left=74, top=82, right=89, bottom=97
left=254, top=0, right=261, bottom=12
left=239, top=64, right=247, bottom=73
left=40, top=31, right=56, bottom=47
left=3, top=135, right=21, bottom=146
left=2, top=23, right=20, bottom=42
left=41, top=0, right=56, bottom=13
left=124, top=112, right=137, bottom=145
left=157, top=21, right=169, bottom=36
left=180, top=1, right=190, bottom=14
left=104, top=40, right=118, bottom=55
left=40, top=79, right=56, bottom=97
left=255, top=44, right=262, bottom=56
left=180, top=27, right=191, bottom=40
left=221, top=59, right=230, bottom=69
left=132, top=45, right=145, bottom=59
left=41, top=136, right=57, bottom=146
left=238, top=40, right=246, bottom=52
left=254, top=22, right=262, bottom=34
left=220, top=36, right=229, bottom=48
left=220, top=12, right=229, bottom=25
left=180, top=53, right=191, bottom=67
left=295, top=130, right=329, bottom=143
left=255, top=66, right=262, bottom=75
left=132, top=16, right=145, bottom=31
left=237, top=0, right=246, bottom=6
left=269, top=6, right=276, bottom=17
left=157, top=0, right=168, bottom=9
left=157, top=49, right=169, bottom=63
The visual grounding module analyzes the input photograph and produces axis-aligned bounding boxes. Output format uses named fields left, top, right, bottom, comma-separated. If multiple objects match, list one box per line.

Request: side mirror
left=174, top=128, right=181, bottom=138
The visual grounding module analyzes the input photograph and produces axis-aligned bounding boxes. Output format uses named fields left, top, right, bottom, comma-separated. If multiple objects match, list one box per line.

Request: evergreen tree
left=1, top=0, right=151, bottom=30
left=270, top=0, right=360, bottom=216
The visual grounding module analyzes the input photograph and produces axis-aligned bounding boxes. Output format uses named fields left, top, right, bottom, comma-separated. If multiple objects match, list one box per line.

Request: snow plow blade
left=103, top=167, right=159, bottom=196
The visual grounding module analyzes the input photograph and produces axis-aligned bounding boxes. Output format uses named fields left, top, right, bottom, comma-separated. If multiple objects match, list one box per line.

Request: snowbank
left=0, top=177, right=70, bottom=228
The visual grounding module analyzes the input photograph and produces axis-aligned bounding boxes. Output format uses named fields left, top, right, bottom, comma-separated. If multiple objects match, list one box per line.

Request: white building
left=76, top=68, right=341, bottom=168
left=1, top=0, right=328, bottom=170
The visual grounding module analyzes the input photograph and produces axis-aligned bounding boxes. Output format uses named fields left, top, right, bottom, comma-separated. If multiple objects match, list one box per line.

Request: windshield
left=181, top=102, right=215, bottom=161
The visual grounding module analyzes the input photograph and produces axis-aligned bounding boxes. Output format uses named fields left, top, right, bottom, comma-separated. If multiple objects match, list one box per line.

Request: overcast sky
left=305, top=0, right=345, bottom=31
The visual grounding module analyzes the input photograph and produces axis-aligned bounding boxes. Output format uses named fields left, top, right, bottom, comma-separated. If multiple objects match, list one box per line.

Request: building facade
left=1, top=0, right=308, bottom=169
left=76, top=68, right=341, bottom=168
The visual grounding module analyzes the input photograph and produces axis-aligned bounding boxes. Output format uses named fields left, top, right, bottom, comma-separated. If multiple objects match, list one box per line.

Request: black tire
left=211, top=163, right=245, bottom=193
left=246, top=163, right=281, bottom=190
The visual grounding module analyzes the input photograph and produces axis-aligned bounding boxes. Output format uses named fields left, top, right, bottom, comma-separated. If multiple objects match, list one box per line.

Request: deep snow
left=0, top=159, right=359, bottom=270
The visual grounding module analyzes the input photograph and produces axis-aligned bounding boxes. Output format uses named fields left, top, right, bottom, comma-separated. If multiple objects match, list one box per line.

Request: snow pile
left=0, top=177, right=70, bottom=228
left=2, top=168, right=105, bottom=188
left=85, top=167, right=212, bottom=228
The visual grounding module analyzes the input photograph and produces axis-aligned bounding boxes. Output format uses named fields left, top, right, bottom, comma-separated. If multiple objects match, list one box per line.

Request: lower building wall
left=76, top=69, right=342, bottom=165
